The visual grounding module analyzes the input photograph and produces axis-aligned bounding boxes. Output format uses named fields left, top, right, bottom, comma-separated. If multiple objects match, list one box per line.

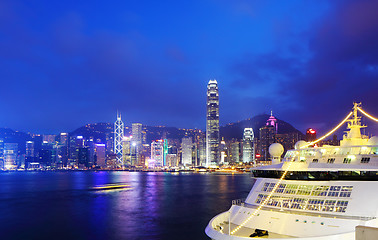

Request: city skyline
left=0, top=0, right=378, bottom=135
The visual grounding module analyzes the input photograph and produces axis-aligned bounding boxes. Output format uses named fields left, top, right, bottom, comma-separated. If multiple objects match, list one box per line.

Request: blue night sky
left=0, top=0, right=378, bottom=134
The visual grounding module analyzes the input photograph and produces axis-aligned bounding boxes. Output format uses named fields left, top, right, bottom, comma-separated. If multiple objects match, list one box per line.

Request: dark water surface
left=0, top=172, right=253, bottom=240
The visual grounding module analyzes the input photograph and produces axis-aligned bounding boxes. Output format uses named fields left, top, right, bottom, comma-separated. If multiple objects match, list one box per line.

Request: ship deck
left=217, top=222, right=294, bottom=238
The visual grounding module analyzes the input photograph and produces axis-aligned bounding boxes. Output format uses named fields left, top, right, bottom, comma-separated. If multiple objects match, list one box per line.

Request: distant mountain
left=70, top=123, right=113, bottom=142
left=220, top=114, right=304, bottom=140
left=69, top=123, right=204, bottom=143
left=69, top=114, right=303, bottom=142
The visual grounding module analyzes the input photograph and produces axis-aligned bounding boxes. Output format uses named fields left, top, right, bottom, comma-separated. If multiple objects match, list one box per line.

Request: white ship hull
left=206, top=178, right=378, bottom=239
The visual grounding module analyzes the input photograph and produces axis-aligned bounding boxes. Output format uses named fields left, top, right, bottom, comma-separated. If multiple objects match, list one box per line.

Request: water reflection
left=0, top=172, right=252, bottom=240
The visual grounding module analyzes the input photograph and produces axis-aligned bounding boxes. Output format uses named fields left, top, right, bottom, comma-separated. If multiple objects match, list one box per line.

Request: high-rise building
left=26, top=141, right=35, bottom=157
left=4, top=143, right=18, bottom=169
left=132, top=123, right=142, bottom=145
left=0, top=139, right=4, bottom=169
left=60, top=133, right=68, bottom=145
left=95, top=144, right=106, bottom=168
left=266, top=111, right=278, bottom=133
left=181, top=137, right=193, bottom=166
left=114, top=112, right=124, bottom=166
left=151, top=140, right=164, bottom=168
left=122, top=136, right=132, bottom=166
left=243, top=128, right=255, bottom=163
left=230, top=140, right=240, bottom=163
left=259, top=114, right=277, bottom=161
left=206, top=79, right=220, bottom=167
left=43, top=135, right=56, bottom=144
left=306, top=128, right=317, bottom=142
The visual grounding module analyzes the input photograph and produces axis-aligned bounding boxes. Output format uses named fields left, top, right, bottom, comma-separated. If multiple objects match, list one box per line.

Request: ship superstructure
left=205, top=103, right=378, bottom=240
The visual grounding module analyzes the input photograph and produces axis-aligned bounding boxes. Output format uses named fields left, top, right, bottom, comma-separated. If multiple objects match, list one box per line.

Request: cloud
left=228, top=0, right=378, bottom=134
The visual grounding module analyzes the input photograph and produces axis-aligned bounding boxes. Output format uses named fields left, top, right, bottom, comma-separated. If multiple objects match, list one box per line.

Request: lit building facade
left=243, top=128, right=255, bottom=163
left=132, top=123, right=142, bottom=145
left=206, top=79, right=220, bottom=167
left=114, top=113, right=124, bottom=166
left=0, top=139, right=4, bottom=169
left=95, top=144, right=106, bottom=168
left=182, top=137, right=193, bottom=166
left=151, top=140, right=164, bottom=168
left=4, top=143, right=18, bottom=169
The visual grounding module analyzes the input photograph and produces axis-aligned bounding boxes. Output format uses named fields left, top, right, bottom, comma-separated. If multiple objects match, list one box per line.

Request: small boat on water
left=90, top=183, right=131, bottom=191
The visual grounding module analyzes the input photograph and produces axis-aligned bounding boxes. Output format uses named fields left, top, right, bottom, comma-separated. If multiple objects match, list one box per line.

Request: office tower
left=166, top=154, right=178, bottom=167
left=259, top=114, right=277, bottom=161
left=68, top=136, right=84, bottom=167
left=114, top=112, right=124, bottom=166
left=206, top=79, right=220, bottom=167
left=78, top=148, right=90, bottom=168
left=95, top=144, right=106, bottom=168
left=131, top=123, right=142, bottom=165
left=306, top=128, right=317, bottom=142
left=0, top=139, right=4, bottom=169
left=38, top=149, right=53, bottom=167
left=243, top=128, right=255, bottom=163
left=26, top=141, right=35, bottom=157
left=230, top=140, right=240, bottom=163
left=163, top=139, right=168, bottom=166
left=266, top=111, right=278, bottom=133
left=198, top=137, right=206, bottom=166
left=151, top=140, right=164, bottom=168
left=43, top=135, right=56, bottom=144
left=181, top=137, right=193, bottom=166
left=132, top=123, right=142, bottom=145
left=60, top=133, right=68, bottom=145
left=4, top=143, right=18, bottom=169
left=219, top=138, right=227, bottom=164
left=122, top=136, right=132, bottom=166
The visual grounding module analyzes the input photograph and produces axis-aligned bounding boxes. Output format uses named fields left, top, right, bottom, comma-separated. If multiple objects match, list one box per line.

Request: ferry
left=205, top=103, right=378, bottom=239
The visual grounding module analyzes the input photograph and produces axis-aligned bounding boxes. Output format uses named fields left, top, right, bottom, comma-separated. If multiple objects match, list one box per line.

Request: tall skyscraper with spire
left=206, top=79, right=220, bottom=167
left=114, top=112, right=124, bottom=167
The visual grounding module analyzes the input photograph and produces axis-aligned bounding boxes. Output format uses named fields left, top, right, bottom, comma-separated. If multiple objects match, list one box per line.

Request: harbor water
left=0, top=171, right=253, bottom=240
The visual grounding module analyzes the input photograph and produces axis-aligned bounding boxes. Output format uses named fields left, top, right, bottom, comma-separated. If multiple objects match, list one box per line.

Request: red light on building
left=256, top=154, right=261, bottom=158
left=307, top=128, right=316, bottom=134
left=306, top=128, right=317, bottom=142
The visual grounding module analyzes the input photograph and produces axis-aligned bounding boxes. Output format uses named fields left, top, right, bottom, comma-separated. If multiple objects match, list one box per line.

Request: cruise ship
left=205, top=103, right=378, bottom=239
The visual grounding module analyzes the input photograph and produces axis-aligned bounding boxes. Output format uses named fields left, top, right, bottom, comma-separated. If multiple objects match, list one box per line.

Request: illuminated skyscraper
left=4, top=143, right=18, bottom=169
left=243, top=128, right=255, bottom=163
left=181, top=137, right=192, bottom=166
left=206, top=79, right=220, bottom=167
left=151, top=140, right=164, bottom=168
left=132, top=123, right=142, bottom=145
left=95, top=144, right=106, bottom=168
left=114, top=112, right=124, bottom=166
left=0, top=139, right=4, bottom=169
